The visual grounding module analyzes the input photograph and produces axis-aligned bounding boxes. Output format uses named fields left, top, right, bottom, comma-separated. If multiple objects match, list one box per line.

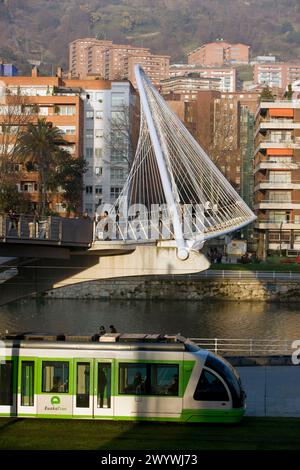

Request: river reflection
left=0, top=298, right=299, bottom=339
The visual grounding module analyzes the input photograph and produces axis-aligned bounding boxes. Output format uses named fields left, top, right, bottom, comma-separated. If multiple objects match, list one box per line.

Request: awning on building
left=266, top=148, right=294, bottom=155
left=269, top=108, right=294, bottom=117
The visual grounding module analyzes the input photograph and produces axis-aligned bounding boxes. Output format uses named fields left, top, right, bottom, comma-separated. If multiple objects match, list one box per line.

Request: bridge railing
left=196, top=270, right=300, bottom=281
left=0, top=213, right=93, bottom=247
left=190, top=337, right=297, bottom=356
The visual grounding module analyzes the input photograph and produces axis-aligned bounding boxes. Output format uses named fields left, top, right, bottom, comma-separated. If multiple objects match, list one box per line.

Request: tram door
left=18, top=359, right=37, bottom=416
left=73, top=359, right=114, bottom=418
left=93, top=360, right=114, bottom=418
left=73, top=359, right=94, bottom=417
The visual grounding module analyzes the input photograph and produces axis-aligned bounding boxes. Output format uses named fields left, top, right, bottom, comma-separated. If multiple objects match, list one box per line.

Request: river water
left=0, top=298, right=299, bottom=340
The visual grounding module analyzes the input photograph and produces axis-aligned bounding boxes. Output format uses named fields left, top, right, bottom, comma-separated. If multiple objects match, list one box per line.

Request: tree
left=0, top=91, right=33, bottom=187
left=48, top=149, right=87, bottom=215
left=103, top=102, right=139, bottom=187
left=14, top=118, right=71, bottom=217
left=260, top=86, right=274, bottom=102
left=0, top=181, right=31, bottom=213
left=284, top=84, right=293, bottom=100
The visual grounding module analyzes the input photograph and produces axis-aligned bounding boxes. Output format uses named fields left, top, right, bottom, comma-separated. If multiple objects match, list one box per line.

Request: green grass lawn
left=0, top=417, right=300, bottom=450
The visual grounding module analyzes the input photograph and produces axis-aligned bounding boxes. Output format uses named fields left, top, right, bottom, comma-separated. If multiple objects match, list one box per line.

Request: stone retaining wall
left=44, top=277, right=300, bottom=302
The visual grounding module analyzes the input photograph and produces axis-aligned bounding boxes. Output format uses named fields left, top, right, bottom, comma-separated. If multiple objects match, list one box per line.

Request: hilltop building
left=69, top=38, right=170, bottom=87
left=188, top=41, right=250, bottom=67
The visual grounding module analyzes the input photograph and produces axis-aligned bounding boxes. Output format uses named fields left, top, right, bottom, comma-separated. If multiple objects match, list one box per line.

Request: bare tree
left=104, top=102, right=139, bottom=168
left=0, top=91, right=33, bottom=187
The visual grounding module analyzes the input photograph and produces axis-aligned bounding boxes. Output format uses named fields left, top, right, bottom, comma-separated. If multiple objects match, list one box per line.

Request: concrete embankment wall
left=238, top=364, right=300, bottom=417
left=44, top=276, right=300, bottom=302
left=228, top=356, right=300, bottom=417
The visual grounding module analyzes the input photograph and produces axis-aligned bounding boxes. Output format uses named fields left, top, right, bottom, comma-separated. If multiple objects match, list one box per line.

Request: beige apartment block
left=188, top=42, right=250, bottom=67
left=253, top=63, right=300, bottom=91
left=169, top=64, right=237, bottom=92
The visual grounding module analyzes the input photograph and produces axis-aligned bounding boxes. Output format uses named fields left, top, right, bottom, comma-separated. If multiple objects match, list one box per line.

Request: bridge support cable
left=111, top=65, right=256, bottom=259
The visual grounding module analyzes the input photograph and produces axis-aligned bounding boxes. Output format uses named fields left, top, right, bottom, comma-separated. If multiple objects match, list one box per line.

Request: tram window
left=21, top=361, right=34, bottom=406
left=76, top=363, right=90, bottom=408
left=97, top=363, right=111, bottom=408
left=42, top=361, right=69, bottom=393
left=119, top=364, right=148, bottom=395
left=150, top=364, right=179, bottom=396
left=194, top=369, right=229, bottom=402
left=0, top=361, right=13, bottom=406
left=119, top=363, right=179, bottom=396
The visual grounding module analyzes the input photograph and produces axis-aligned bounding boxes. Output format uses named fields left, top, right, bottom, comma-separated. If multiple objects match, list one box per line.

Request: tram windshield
left=204, top=353, right=245, bottom=408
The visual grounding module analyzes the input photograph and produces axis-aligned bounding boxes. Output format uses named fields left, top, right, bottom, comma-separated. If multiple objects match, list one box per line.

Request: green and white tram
left=0, top=333, right=245, bottom=423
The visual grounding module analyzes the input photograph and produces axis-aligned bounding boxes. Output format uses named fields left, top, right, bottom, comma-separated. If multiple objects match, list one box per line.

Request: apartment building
left=165, top=90, right=259, bottom=196
left=169, top=64, right=236, bottom=92
left=69, top=38, right=111, bottom=79
left=254, top=101, right=300, bottom=255
left=188, top=42, right=250, bottom=67
left=160, top=73, right=221, bottom=97
left=64, top=78, right=136, bottom=213
left=0, top=68, right=136, bottom=215
left=69, top=38, right=170, bottom=87
left=253, top=63, right=300, bottom=91
left=0, top=69, right=83, bottom=214
left=124, top=53, right=170, bottom=88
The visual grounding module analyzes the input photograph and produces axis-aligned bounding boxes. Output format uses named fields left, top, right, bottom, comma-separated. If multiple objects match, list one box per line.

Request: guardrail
left=0, top=213, right=93, bottom=247
left=196, top=270, right=300, bottom=280
left=190, top=338, right=297, bottom=356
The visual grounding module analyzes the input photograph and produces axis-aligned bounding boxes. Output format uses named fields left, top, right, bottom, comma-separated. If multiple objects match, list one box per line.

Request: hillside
left=0, top=0, right=300, bottom=74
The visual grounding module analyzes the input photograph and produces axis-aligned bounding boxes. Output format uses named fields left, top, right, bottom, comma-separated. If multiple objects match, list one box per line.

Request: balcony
left=255, top=218, right=300, bottom=230
left=254, top=137, right=300, bottom=155
left=254, top=200, right=300, bottom=210
left=254, top=180, right=300, bottom=191
left=254, top=119, right=300, bottom=138
left=254, top=160, right=299, bottom=172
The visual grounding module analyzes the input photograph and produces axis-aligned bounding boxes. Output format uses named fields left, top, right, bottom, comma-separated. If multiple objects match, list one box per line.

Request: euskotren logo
left=51, top=396, right=61, bottom=405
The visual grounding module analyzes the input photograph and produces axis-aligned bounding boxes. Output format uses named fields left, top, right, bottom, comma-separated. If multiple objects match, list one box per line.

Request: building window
left=95, top=148, right=103, bottom=158
left=96, top=111, right=103, bottom=119
left=86, top=132, right=93, bottom=139
left=111, top=93, right=125, bottom=107
left=118, top=363, right=179, bottom=396
left=86, top=111, right=94, bottom=119
left=269, top=171, right=291, bottom=183
left=86, top=148, right=93, bottom=159
left=95, top=130, right=104, bottom=138
left=42, top=361, right=69, bottom=393
left=56, top=106, right=76, bottom=116
left=85, top=186, right=93, bottom=194
left=55, top=203, right=66, bottom=213
left=20, top=182, right=37, bottom=193
left=95, top=186, right=102, bottom=194
left=110, top=187, right=122, bottom=200
left=111, top=167, right=127, bottom=184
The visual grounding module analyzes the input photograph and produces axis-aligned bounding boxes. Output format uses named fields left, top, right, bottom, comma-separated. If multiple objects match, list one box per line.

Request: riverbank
left=44, top=276, right=300, bottom=302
